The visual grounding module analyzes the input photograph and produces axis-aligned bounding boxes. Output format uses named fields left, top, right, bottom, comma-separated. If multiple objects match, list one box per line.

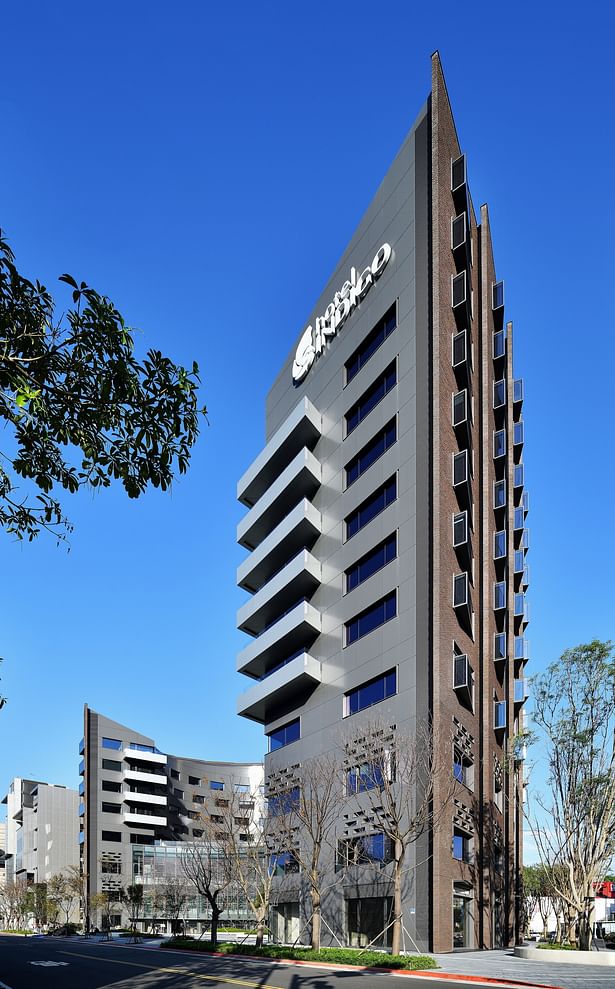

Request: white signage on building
left=292, top=243, right=392, bottom=383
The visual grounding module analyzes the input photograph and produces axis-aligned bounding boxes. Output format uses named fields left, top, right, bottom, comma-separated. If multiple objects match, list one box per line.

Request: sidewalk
left=431, top=949, right=614, bottom=989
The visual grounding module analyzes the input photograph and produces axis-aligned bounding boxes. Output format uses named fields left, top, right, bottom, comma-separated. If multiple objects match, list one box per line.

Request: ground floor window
left=453, top=884, right=473, bottom=949
left=346, top=896, right=392, bottom=949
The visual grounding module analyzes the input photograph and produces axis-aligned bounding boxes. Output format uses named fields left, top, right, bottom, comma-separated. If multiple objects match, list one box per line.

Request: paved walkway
left=432, top=949, right=615, bottom=989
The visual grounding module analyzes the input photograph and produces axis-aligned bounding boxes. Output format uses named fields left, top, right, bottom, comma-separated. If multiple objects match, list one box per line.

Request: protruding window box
left=237, top=652, right=322, bottom=724
left=237, top=550, right=321, bottom=637
left=79, top=759, right=85, bottom=776
left=513, top=421, right=524, bottom=447
left=237, top=600, right=321, bottom=680
left=237, top=499, right=320, bottom=593
left=122, top=811, right=166, bottom=827
left=492, top=281, right=505, bottom=311
left=123, top=791, right=167, bottom=807
left=453, top=653, right=471, bottom=690
left=494, top=700, right=507, bottom=731
left=514, top=679, right=529, bottom=705
left=514, top=636, right=529, bottom=662
left=237, top=448, right=321, bottom=551
left=124, top=769, right=167, bottom=786
left=494, top=632, right=506, bottom=664
left=237, top=397, right=321, bottom=508
left=513, top=378, right=524, bottom=404
left=451, top=153, right=467, bottom=195
left=123, top=748, right=167, bottom=766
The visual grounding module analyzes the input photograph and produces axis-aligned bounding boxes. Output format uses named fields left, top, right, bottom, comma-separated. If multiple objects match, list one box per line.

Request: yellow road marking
left=59, top=950, right=286, bottom=988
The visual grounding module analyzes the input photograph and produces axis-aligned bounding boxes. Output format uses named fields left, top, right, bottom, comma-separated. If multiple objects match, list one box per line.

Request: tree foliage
left=0, top=231, right=205, bottom=542
left=527, top=639, right=615, bottom=950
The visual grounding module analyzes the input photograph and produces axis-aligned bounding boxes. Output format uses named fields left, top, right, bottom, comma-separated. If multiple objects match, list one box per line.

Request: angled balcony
left=237, top=550, right=321, bottom=636
left=237, top=600, right=321, bottom=680
left=237, top=499, right=320, bottom=593
left=123, top=748, right=167, bottom=766
left=238, top=397, right=321, bottom=508
left=124, top=768, right=167, bottom=786
left=122, top=811, right=166, bottom=827
left=237, top=448, right=321, bottom=551
left=237, top=652, right=322, bottom=723
left=123, top=791, right=167, bottom=807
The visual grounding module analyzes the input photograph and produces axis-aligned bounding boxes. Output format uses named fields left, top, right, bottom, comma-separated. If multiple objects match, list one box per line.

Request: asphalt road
left=0, top=935, right=547, bottom=989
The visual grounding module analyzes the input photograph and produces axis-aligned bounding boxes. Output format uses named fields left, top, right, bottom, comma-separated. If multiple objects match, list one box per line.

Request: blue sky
left=0, top=2, right=613, bottom=804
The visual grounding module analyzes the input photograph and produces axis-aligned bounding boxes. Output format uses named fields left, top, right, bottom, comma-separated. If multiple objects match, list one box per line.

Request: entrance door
left=273, top=902, right=300, bottom=944
left=453, top=892, right=471, bottom=948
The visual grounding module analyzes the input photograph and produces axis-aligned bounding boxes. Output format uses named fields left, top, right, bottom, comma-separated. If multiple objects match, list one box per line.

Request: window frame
left=452, top=511, right=468, bottom=549
left=451, top=212, right=466, bottom=251
left=344, top=668, right=397, bottom=718
left=345, top=532, right=397, bottom=594
left=344, top=418, right=397, bottom=488
left=344, top=591, right=397, bottom=647
left=451, top=329, right=467, bottom=368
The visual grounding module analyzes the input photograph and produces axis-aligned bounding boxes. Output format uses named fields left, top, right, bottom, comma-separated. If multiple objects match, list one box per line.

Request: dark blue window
left=492, top=281, right=505, bottom=310
left=452, top=831, right=467, bottom=861
left=345, top=303, right=397, bottom=384
left=345, top=476, right=396, bottom=540
left=345, top=362, right=396, bottom=435
left=209, top=780, right=224, bottom=791
left=345, top=668, right=397, bottom=715
left=269, top=786, right=300, bottom=817
left=347, top=761, right=386, bottom=794
left=345, top=419, right=396, bottom=487
left=102, top=737, right=122, bottom=750
left=346, top=534, right=397, bottom=592
left=345, top=593, right=396, bottom=646
left=267, top=718, right=300, bottom=752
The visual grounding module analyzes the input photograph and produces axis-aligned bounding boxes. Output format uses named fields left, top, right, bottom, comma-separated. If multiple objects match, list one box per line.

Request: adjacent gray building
left=1, top=777, right=79, bottom=890
left=81, top=705, right=263, bottom=933
left=236, top=53, right=529, bottom=952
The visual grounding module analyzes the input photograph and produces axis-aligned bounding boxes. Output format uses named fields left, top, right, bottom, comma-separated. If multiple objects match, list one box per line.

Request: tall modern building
left=236, top=52, right=528, bottom=953
left=81, top=706, right=263, bottom=932
left=1, top=778, right=79, bottom=890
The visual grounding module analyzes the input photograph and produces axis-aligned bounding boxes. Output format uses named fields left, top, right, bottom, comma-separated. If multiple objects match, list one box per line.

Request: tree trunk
left=311, top=883, right=321, bottom=951
left=255, top=912, right=265, bottom=948
left=211, top=905, right=220, bottom=949
left=391, top=839, right=404, bottom=956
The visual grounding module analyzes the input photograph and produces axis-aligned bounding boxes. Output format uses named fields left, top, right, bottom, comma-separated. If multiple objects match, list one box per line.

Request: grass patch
left=0, top=929, right=31, bottom=935
left=536, top=943, right=578, bottom=951
left=161, top=939, right=437, bottom=970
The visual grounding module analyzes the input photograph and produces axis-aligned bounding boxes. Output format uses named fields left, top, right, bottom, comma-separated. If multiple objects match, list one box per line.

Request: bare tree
left=342, top=719, right=457, bottom=956
left=181, top=837, right=233, bottom=948
left=64, top=865, right=87, bottom=932
left=0, top=879, right=30, bottom=929
left=47, top=873, right=78, bottom=929
left=89, top=889, right=122, bottom=938
left=268, top=751, right=341, bottom=951
left=157, top=875, right=190, bottom=936
left=205, top=784, right=274, bottom=947
left=121, top=884, right=144, bottom=942
left=526, top=640, right=615, bottom=950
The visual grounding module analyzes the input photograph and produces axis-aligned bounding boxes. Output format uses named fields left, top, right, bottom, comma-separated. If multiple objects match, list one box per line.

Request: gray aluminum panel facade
left=237, top=54, right=528, bottom=953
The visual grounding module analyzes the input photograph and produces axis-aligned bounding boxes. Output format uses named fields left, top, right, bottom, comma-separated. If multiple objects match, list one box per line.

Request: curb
left=152, top=944, right=565, bottom=988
